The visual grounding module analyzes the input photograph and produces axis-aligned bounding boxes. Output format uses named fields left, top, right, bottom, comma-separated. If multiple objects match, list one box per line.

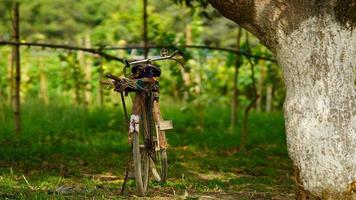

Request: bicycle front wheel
left=132, top=131, right=150, bottom=196
left=131, top=93, right=151, bottom=196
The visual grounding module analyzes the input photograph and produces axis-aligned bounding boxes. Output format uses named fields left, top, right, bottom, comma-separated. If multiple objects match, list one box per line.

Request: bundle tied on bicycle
left=105, top=49, right=185, bottom=196
left=107, top=58, right=165, bottom=95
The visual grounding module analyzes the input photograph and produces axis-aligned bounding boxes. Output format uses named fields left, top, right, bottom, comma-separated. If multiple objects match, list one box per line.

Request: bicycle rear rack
left=158, top=120, right=173, bottom=131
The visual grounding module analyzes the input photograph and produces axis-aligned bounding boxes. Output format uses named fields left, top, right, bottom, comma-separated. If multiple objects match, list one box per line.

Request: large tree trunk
left=278, top=15, right=355, bottom=199
left=208, top=0, right=356, bottom=199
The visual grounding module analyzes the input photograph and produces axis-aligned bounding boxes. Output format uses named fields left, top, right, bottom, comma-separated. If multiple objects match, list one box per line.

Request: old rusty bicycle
left=105, top=49, right=184, bottom=196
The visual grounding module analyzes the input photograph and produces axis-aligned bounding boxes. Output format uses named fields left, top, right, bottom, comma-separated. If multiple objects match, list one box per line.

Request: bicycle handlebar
left=105, top=73, right=120, bottom=81
left=106, top=50, right=185, bottom=81
left=128, top=50, right=185, bottom=67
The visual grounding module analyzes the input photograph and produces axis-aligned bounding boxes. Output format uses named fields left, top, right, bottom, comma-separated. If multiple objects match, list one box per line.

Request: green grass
left=0, top=99, right=295, bottom=199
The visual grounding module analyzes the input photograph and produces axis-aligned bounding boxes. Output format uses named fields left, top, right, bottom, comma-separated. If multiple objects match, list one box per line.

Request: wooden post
left=7, top=52, right=14, bottom=106
left=265, top=84, right=273, bottom=112
left=180, top=24, right=193, bottom=100
left=84, top=34, right=92, bottom=105
left=143, top=0, right=148, bottom=58
left=39, top=57, right=49, bottom=105
left=12, top=2, right=21, bottom=135
left=98, top=59, right=104, bottom=107
left=231, top=28, right=242, bottom=130
left=0, top=93, right=4, bottom=123
left=0, top=62, right=4, bottom=122
left=240, top=33, right=259, bottom=152
left=256, top=63, right=265, bottom=112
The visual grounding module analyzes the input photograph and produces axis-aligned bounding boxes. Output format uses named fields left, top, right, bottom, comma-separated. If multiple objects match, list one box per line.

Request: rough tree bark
left=208, top=0, right=356, bottom=199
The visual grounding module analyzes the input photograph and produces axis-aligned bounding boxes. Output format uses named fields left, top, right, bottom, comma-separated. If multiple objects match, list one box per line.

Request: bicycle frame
left=129, top=88, right=169, bottom=150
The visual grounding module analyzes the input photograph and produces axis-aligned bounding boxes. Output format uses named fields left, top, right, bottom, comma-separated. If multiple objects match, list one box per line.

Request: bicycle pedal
left=159, top=120, right=173, bottom=131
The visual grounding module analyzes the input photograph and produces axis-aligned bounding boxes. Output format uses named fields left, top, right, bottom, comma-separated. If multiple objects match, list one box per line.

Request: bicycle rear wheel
left=152, top=149, right=167, bottom=182
left=152, top=100, right=168, bottom=182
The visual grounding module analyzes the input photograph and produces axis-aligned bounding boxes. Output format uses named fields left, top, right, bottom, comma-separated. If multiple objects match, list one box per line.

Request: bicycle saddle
left=131, top=64, right=161, bottom=79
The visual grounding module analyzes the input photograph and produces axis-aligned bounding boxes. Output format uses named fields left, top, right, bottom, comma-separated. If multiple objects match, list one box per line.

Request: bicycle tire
left=152, top=100, right=168, bottom=183
left=151, top=146, right=168, bottom=183
left=158, top=149, right=168, bottom=182
left=132, top=95, right=151, bottom=196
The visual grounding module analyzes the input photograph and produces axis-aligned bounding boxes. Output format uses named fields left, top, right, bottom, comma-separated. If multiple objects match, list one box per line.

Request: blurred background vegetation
left=0, top=0, right=284, bottom=112
left=0, top=0, right=293, bottom=199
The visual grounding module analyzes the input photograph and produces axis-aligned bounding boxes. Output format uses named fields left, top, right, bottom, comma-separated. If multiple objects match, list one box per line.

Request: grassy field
left=0, top=99, right=295, bottom=199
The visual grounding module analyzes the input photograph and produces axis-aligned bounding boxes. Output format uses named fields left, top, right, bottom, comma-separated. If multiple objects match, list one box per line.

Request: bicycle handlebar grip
left=176, top=50, right=184, bottom=57
left=124, top=60, right=130, bottom=67
left=100, top=80, right=111, bottom=85
left=105, top=73, right=120, bottom=81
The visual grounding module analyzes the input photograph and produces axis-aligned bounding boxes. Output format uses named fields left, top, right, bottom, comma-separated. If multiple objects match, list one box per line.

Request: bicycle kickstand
left=120, top=145, right=133, bottom=195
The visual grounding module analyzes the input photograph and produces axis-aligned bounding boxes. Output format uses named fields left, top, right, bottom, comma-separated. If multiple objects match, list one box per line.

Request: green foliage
left=173, top=0, right=209, bottom=8
left=0, top=0, right=284, bottom=118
